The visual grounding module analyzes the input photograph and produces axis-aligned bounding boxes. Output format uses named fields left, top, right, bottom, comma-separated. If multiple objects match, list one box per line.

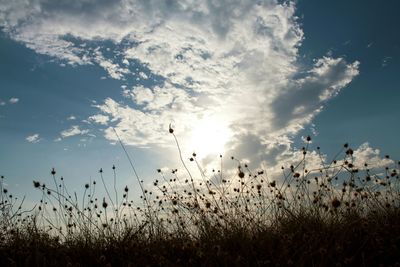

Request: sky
left=0, top=0, right=399, bottom=203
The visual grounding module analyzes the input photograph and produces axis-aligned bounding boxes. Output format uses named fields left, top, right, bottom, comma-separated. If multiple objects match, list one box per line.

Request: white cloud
left=1, top=1, right=360, bottom=168
left=382, top=56, right=391, bottom=67
left=0, top=101, right=5, bottom=106
left=26, top=134, right=40, bottom=143
left=9, top=97, right=19, bottom=104
left=60, top=125, right=89, bottom=138
left=88, top=114, right=109, bottom=125
left=352, top=142, right=393, bottom=168
left=67, top=115, right=76, bottom=120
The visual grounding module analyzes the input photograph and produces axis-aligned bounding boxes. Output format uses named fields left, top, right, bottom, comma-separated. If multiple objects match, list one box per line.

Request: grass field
left=1, top=134, right=399, bottom=266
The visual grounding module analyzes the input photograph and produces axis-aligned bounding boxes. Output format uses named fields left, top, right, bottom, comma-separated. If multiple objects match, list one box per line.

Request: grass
left=1, top=131, right=400, bottom=266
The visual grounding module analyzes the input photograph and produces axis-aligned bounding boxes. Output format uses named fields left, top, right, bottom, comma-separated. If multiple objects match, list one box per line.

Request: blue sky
left=0, top=0, right=399, bottom=202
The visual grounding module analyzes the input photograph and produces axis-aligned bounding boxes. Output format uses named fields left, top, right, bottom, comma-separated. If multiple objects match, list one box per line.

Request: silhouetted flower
left=332, top=198, right=341, bottom=208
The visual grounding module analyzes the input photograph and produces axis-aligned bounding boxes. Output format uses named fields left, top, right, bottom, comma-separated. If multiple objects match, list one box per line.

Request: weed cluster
left=0, top=134, right=399, bottom=266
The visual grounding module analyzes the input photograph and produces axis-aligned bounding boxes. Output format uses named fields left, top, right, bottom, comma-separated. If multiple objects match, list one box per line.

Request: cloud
left=26, top=134, right=41, bottom=143
left=1, top=1, right=360, bottom=168
left=382, top=56, right=392, bottom=67
left=88, top=114, right=109, bottom=125
left=9, top=97, right=19, bottom=104
left=0, top=101, right=5, bottom=106
left=67, top=115, right=76, bottom=120
left=60, top=125, right=89, bottom=138
left=352, top=142, right=393, bottom=168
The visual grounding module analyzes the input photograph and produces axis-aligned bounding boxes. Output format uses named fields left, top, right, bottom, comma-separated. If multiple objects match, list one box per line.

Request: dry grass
left=1, top=134, right=400, bottom=266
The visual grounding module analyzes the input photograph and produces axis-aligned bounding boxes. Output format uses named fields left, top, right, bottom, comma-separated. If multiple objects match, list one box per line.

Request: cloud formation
left=26, top=134, right=40, bottom=143
left=0, top=0, right=360, bottom=167
left=9, top=97, right=19, bottom=104
left=60, top=125, right=89, bottom=138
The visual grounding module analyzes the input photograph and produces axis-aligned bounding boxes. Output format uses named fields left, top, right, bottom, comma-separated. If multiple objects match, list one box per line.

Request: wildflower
left=84, top=183, right=89, bottom=189
left=124, top=186, right=129, bottom=192
left=332, top=198, right=341, bottom=208
left=169, top=123, right=174, bottom=134
left=33, top=181, right=41, bottom=188
left=269, top=181, right=276, bottom=187
left=102, top=198, right=108, bottom=209
left=306, top=135, right=311, bottom=142
left=346, top=148, right=353, bottom=155
left=238, top=171, right=245, bottom=178
left=112, top=165, right=116, bottom=170
left=99, top=168, right=103, bottom=173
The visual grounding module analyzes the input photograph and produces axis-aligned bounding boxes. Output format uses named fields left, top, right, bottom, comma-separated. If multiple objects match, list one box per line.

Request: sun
left=187, top=116, right=232, bottom=159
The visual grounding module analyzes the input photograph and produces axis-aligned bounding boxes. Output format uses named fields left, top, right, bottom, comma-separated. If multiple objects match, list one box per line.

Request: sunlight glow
left=187, top=116, right=232, bottom=159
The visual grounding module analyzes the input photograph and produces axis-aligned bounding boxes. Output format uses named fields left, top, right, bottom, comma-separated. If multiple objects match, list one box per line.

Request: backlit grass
left=1, top=133, right=399, bottom=266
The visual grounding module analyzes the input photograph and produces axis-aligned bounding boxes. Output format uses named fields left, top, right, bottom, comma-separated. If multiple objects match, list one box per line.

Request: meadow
left=1, top=131, right=399, bottom=266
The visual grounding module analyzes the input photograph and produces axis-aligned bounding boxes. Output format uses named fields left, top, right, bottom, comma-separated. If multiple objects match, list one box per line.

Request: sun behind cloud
left=187, top=115, right=232, bottom=159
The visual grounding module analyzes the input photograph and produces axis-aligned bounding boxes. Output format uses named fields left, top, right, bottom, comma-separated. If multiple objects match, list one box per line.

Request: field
left=1, top=134, right=400, bottom=266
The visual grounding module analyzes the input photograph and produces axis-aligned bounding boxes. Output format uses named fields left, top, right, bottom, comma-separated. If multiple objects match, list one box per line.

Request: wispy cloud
left=0, top=1, right=360, bottom=167
left=60, top=125, right=89, bottom=138
left=67, top=115, right=76, bottom=120
left=88, top=114, right=109, bottom=125
left=9, top=97, right=19, bottom=104
left=382, top=56, right=392, bottom=67
left=26, top=134, right=41, bottom=143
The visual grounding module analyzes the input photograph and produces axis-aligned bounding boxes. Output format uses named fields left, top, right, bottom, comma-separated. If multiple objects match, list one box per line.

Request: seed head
left=102, top=198, right=108, bottom=209
left=33, top=181, right=41, bottom=188
left=51, top=168, right=56, bottom=175
left=169, top=123, right=174, bottom=134
left=332, top=198, right=341, bottom=208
